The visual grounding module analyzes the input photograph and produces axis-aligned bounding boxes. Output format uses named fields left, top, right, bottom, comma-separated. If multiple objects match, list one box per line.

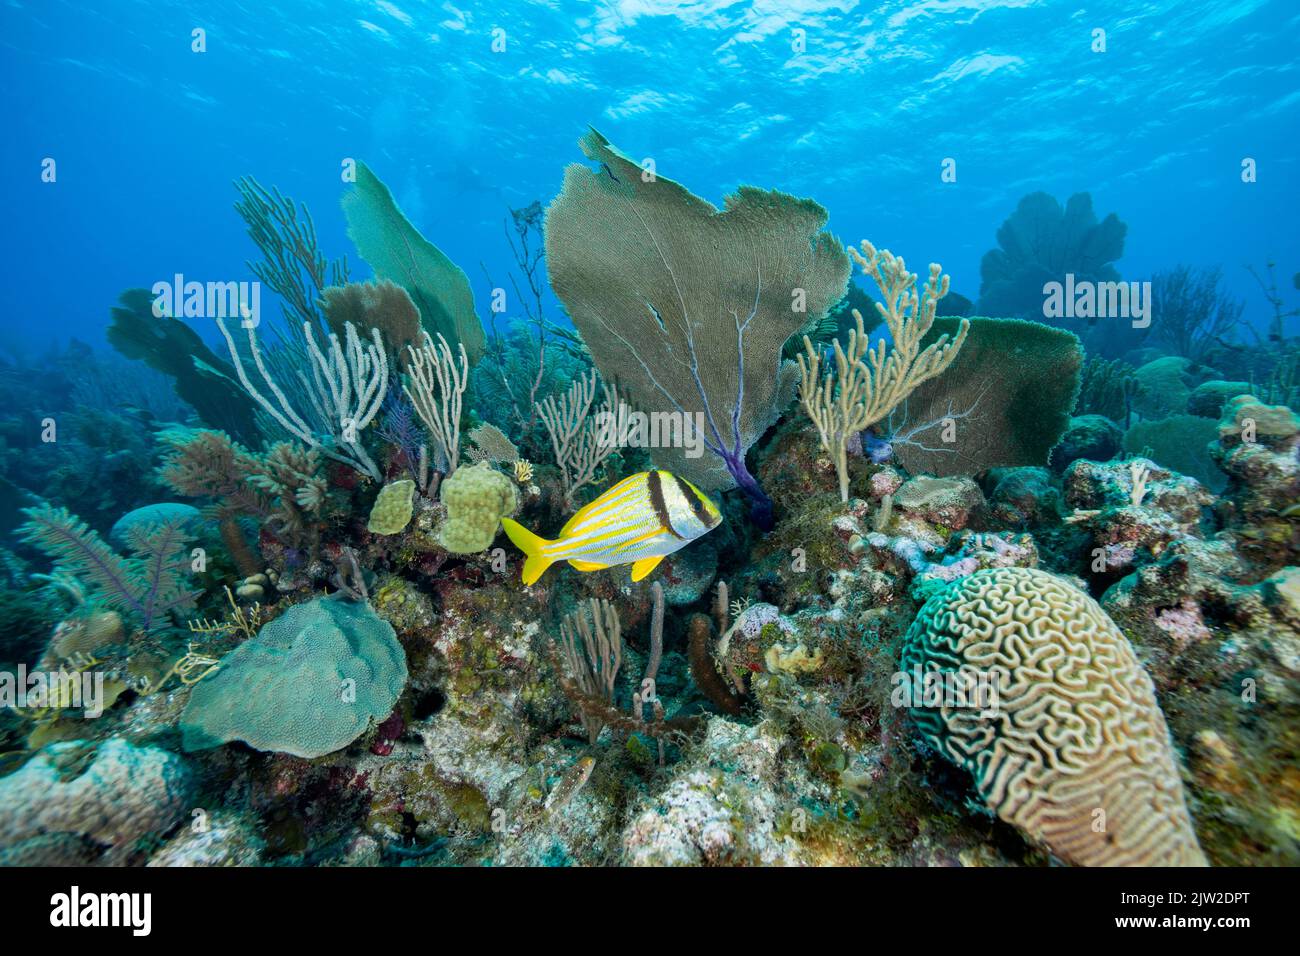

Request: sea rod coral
left=797, top=240, right=968, bottom=502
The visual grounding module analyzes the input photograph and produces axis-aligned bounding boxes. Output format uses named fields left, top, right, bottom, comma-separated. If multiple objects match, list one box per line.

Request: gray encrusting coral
left=2, top=130, right=1297, bottom=874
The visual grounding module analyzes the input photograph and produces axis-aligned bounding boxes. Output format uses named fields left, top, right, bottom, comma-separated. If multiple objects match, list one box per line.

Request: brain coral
left=899, top=567, right=1206, bottom=866
left=181, top=596, right=407, bottom=759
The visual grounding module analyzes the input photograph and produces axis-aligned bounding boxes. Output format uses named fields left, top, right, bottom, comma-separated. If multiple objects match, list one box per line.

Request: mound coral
left=1122, top=414, right=1224, bottom=492
left=438, top=461, right=517, bottom=554
left=180, top=596, right=407, bottom=759
left=109, top=502, right=202, bottom=544
left=367, top=479, right=416, bottom=535
left=899, top=567, right=1206, bottom=866
left=545, top=128, right=850, bottom=527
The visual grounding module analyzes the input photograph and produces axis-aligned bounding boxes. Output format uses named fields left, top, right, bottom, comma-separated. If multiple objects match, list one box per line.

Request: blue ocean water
left=2, top=0, right=1297, bottom=352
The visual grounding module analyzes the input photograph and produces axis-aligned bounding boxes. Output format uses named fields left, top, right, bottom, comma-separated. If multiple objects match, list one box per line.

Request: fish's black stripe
left=647, top=470, right=683, bottom=539
left=673, top=473, right=716, bottom=529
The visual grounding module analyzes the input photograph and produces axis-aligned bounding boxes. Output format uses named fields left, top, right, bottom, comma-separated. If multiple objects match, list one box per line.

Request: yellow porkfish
left=501, top=470, right=722, bottom=585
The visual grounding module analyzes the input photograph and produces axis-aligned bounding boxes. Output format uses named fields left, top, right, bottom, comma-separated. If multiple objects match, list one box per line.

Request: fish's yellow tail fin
left=501, top=518, right=555, bottom=586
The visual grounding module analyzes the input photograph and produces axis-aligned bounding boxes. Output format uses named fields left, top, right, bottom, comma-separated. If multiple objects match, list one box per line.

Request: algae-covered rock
left=0, top=737, right=194, bottom=864
left=1187, top=380, right=1251, bottom=418
left=1217, top=394, right=1300, bottom=446
left=180, top=596, right=407, bottom=759
left=367, top=479, right=415, bottom=535
left=1050, top=414, right=1121, bottom=472
left=1210, top=394, right=1300, bottom=570
left=438, top=461, right=517, bottom=553
left=985, top=467, right=1061, bottom=527
left=147, top=810, right=265, bottom=867
left=621, top=718, right=811, bottom=866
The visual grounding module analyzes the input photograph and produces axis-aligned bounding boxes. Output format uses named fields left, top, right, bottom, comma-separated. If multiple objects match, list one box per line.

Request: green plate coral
left=180, top=596, right=408, bottom=759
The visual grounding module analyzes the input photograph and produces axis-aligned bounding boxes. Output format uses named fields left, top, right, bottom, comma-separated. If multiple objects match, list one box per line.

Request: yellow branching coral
left=798, top=241, right=969, bottom=502
left=188, top=586, right=263, bottom=642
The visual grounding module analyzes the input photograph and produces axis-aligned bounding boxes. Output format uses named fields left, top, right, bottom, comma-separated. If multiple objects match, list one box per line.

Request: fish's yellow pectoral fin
left=629, top=555, right=665, bottom=582
left=501, top=518, right=556, bottom=586
left=568, top=559, right=611, bottom=572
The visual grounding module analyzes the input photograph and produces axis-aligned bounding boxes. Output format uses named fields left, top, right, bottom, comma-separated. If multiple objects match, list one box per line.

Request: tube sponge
left=438, top=461, right=516, bottom=553
left=180, top=596, right=407, bottom=759
left=899, top=566, right=1206, bottom=866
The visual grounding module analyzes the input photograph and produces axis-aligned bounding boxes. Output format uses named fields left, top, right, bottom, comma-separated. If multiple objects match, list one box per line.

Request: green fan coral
left=887, top=317, right=1082, bottom=478
left=18, top=504, right=198, bottom=635
left=342, top=160, right=485, bottom=363
left=107, top=288, right=261, bottom=446
left=899, top=567, right=1206, bottom=866
left=545, top=127, right=850, bottom=528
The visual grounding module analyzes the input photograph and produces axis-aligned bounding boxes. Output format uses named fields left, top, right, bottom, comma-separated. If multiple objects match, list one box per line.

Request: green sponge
left=438, top=461, right=517, bottom=553
left=180, top=596, right=407, bottom=759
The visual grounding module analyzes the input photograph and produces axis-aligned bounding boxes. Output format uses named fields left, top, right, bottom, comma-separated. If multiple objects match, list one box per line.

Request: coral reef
left=4, top=131, right=1296, bottom=876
